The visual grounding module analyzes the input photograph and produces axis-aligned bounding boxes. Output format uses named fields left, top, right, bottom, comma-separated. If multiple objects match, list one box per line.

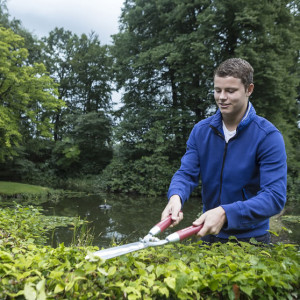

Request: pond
left=41, top=193, right=300, bottom=248
left=42, top=194, right=201, bottom=248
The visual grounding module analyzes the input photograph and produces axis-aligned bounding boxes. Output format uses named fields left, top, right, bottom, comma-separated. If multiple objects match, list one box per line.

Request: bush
left=99, top=155, right=178, bottom=196
left=0, top=205, right=299, bottom=299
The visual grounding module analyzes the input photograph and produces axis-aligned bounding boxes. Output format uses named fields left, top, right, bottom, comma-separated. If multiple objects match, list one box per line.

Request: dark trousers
left=201, top=232, right=271, bottom=244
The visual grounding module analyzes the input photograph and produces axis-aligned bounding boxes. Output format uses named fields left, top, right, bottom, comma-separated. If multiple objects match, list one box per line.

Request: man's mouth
left=219, top=103, right=230, bottom=108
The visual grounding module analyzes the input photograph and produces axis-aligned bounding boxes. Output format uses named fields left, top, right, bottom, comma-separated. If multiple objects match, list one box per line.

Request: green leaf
left=156, top=265, right=165, bottom=278
left=155, top=286, right=169, bottom=298
left=36, top=279, right=46, bottom=300
left=97, top=267, right=108, bottom=276
left=209, top=279, right=219, bottom=291
left=0, top=250, right=13, bottom=261
left=146, top=264, right=154, bottom=273
left=228, top=263, right=237, bottom=272
left=281, top=226, right=292, bottom=233
left=107, top=266, right=117, bottom=276
left=54, top=283, right=65, bottom=294
left=164, top=277, right=176, bottom=290
left=65, top=280, right=75, bottom=292
left=260, top=250, right=271, bottom=257
left=175, top=274, right=189, bottom=294
left=240, top=285, right=255, bottom=297
left=24, top=283, right=36, bottom=300
left=268, top=230, right=279, bottom=237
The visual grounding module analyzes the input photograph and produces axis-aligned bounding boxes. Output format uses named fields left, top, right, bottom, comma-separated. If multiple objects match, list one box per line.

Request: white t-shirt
left=222, top=122, right=236, bottom=143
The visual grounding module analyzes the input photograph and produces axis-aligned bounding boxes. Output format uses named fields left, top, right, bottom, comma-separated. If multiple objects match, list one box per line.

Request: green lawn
left=0, top=181, right=51, bottom=195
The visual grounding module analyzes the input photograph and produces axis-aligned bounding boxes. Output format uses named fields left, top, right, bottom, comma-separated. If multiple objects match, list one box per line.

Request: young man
left=161, top=58, right=287, bottom=243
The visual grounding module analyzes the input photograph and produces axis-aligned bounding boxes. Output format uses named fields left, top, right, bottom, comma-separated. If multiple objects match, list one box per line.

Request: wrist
left=169, top=195, right=182, bottom=210
left=169, top=194, right=181, bottom=203
left=219, top=206, right=228, bottom=225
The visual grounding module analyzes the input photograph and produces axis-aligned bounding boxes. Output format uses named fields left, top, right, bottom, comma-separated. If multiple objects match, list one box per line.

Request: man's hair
left=214, top=58, right=254, bottom=89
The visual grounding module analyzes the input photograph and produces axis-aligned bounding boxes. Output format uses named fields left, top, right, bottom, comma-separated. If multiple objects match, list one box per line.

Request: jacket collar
left=209, top=102, right=256, bottom=132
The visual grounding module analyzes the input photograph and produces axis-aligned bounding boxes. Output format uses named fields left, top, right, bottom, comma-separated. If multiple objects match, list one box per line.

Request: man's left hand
left=193, top=206, right=227, bottom=237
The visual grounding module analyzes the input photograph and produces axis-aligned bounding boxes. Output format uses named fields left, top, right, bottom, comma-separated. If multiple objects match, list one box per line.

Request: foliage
left=0, top=205, right=83, bottom=246
left=281, top=215, right=300, bottom=224
left=106, top=0, right=300, bottom=198
left=100, top=154, right=176, bottom=196
left=65, top=111, right=113, bottom=174
left=0, top=0, right=299, bottom=200
left=0, top=24, right=114, bottom=179
left=49, top=111, right=113, bottom=176
left=100, top=116, right=181, bottom=195
left=47, top=175, right=102, bottom=193
left=40, top=28, right=113, bottom=140
left=0, top=26, right=63, bottom=161
left=0, top=205, right=299, bottom=299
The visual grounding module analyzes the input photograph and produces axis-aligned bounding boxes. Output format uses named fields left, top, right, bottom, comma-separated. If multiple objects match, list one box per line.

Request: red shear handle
left=155, top=215, right=173, bottom=232
left=177, top=224, right=203, bottom=241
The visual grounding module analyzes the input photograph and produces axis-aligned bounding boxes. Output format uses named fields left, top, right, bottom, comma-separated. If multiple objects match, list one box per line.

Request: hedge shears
left=87, top=215, right=203, bottom=260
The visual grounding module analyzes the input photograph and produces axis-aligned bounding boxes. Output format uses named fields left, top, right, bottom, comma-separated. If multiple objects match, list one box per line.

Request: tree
left=0, top=3, right=114, bottom=181
left=0, top=0, right=44, bottom=65
left=195, top=0, right=300, bottom=200
left=71, top=32, right=113, bottom=113
left=111, top=0, right=214, bottom=171
left=0, top=27, right=63, bottom=161
left=52, top=112, right=113, bottom=175
left=41, top=29, right=113, bottom=112
left=39, top=28, right=114, bottom=176
left=41, top=28, right=113, bottom=136
left=40, top=28, right=77, bottom=141
left=105, top=0, right=299, bottom=195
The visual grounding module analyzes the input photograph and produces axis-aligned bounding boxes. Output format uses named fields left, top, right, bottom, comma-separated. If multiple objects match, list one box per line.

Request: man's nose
left=219, top=90, right=227, bottom=100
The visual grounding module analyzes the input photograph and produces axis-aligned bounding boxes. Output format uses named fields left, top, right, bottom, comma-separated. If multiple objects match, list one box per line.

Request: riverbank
left=0, top=181, right=65, bottom=206
left=0, top=181, right=51, bottom=196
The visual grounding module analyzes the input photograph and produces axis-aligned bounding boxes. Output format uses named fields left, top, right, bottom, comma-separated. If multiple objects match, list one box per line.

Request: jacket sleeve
left=221, top=130, right=287, bottom=230
left=167, top=126, right=201, bottom=205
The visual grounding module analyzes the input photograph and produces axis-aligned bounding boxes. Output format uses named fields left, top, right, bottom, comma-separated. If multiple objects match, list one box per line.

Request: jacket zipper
left=218, top=143, right=228, bottom=205
left=210, top=125, right=237, bottom=205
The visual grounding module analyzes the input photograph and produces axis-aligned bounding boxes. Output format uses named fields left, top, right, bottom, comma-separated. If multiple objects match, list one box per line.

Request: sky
left=6, top=0, right=124, bottom=45
left=6, top=0, right=125, bottom=107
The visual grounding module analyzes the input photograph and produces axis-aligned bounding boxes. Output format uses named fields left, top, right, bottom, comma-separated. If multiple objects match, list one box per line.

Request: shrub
left=0, top=205, right=299, bottom=299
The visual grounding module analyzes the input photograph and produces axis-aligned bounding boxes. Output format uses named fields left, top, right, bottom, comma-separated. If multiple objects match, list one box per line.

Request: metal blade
left=91, top=241, right=147, bottom=260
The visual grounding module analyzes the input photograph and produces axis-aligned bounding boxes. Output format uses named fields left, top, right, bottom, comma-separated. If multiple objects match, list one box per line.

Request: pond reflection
left=42, top=194, right=299, bottom=248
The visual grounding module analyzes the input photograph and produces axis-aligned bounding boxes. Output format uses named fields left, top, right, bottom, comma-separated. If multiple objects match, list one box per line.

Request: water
left=42, top=194, right=202, bottom=248
left=42, top=193, right=300, bottom=248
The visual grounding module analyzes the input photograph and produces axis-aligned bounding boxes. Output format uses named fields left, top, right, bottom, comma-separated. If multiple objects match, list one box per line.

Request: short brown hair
left=214, top=58, right=254, bottom=89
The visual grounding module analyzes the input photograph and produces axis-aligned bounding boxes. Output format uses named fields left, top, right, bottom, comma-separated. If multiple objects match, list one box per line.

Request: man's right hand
left=161, top=195, right=183, bottom=227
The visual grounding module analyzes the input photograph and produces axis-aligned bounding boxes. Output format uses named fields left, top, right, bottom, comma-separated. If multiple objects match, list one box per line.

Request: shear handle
left=166, top=224, right=203, bottom=243
left=148, top=215, right=173, bottom=236
left=177, top=224, right=203, bottom=240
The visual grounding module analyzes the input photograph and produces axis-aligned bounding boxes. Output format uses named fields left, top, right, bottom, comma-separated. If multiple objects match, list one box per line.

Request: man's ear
left=246, top=83, right=254, bottom=97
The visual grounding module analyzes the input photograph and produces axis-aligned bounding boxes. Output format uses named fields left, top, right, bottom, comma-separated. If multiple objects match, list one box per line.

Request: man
left=161, top=58, right=287, bottom=243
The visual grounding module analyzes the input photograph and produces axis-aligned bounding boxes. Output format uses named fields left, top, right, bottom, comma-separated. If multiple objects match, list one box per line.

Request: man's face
left=214, top=76, right=254, bottom=121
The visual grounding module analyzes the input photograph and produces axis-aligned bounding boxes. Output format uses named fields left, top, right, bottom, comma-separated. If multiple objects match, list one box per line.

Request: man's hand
left=161, top=195, right=183, bottom=227
left=193, top=206, right=227, bottom=237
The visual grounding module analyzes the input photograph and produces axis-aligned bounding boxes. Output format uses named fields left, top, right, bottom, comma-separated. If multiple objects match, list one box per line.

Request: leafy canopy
left=0, top=26, right=64, bottom=161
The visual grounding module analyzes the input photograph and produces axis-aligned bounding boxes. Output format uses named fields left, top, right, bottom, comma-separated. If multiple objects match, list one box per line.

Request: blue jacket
left=167, top=102, right=287, bottom=238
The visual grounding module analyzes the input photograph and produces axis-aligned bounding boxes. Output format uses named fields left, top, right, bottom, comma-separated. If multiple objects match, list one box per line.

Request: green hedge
left=0, top=205, right=299, bottom=299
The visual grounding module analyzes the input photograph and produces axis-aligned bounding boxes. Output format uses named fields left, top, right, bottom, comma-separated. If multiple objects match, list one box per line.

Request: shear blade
left=91, top=241, right=147, bottom=260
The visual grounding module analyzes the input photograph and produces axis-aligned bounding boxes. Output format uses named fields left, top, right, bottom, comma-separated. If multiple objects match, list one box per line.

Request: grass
left=0, top=181, right=51, bottom=196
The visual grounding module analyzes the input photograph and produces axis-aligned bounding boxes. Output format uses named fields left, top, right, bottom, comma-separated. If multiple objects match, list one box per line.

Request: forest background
left=0, top=0, right=299, bottom=200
